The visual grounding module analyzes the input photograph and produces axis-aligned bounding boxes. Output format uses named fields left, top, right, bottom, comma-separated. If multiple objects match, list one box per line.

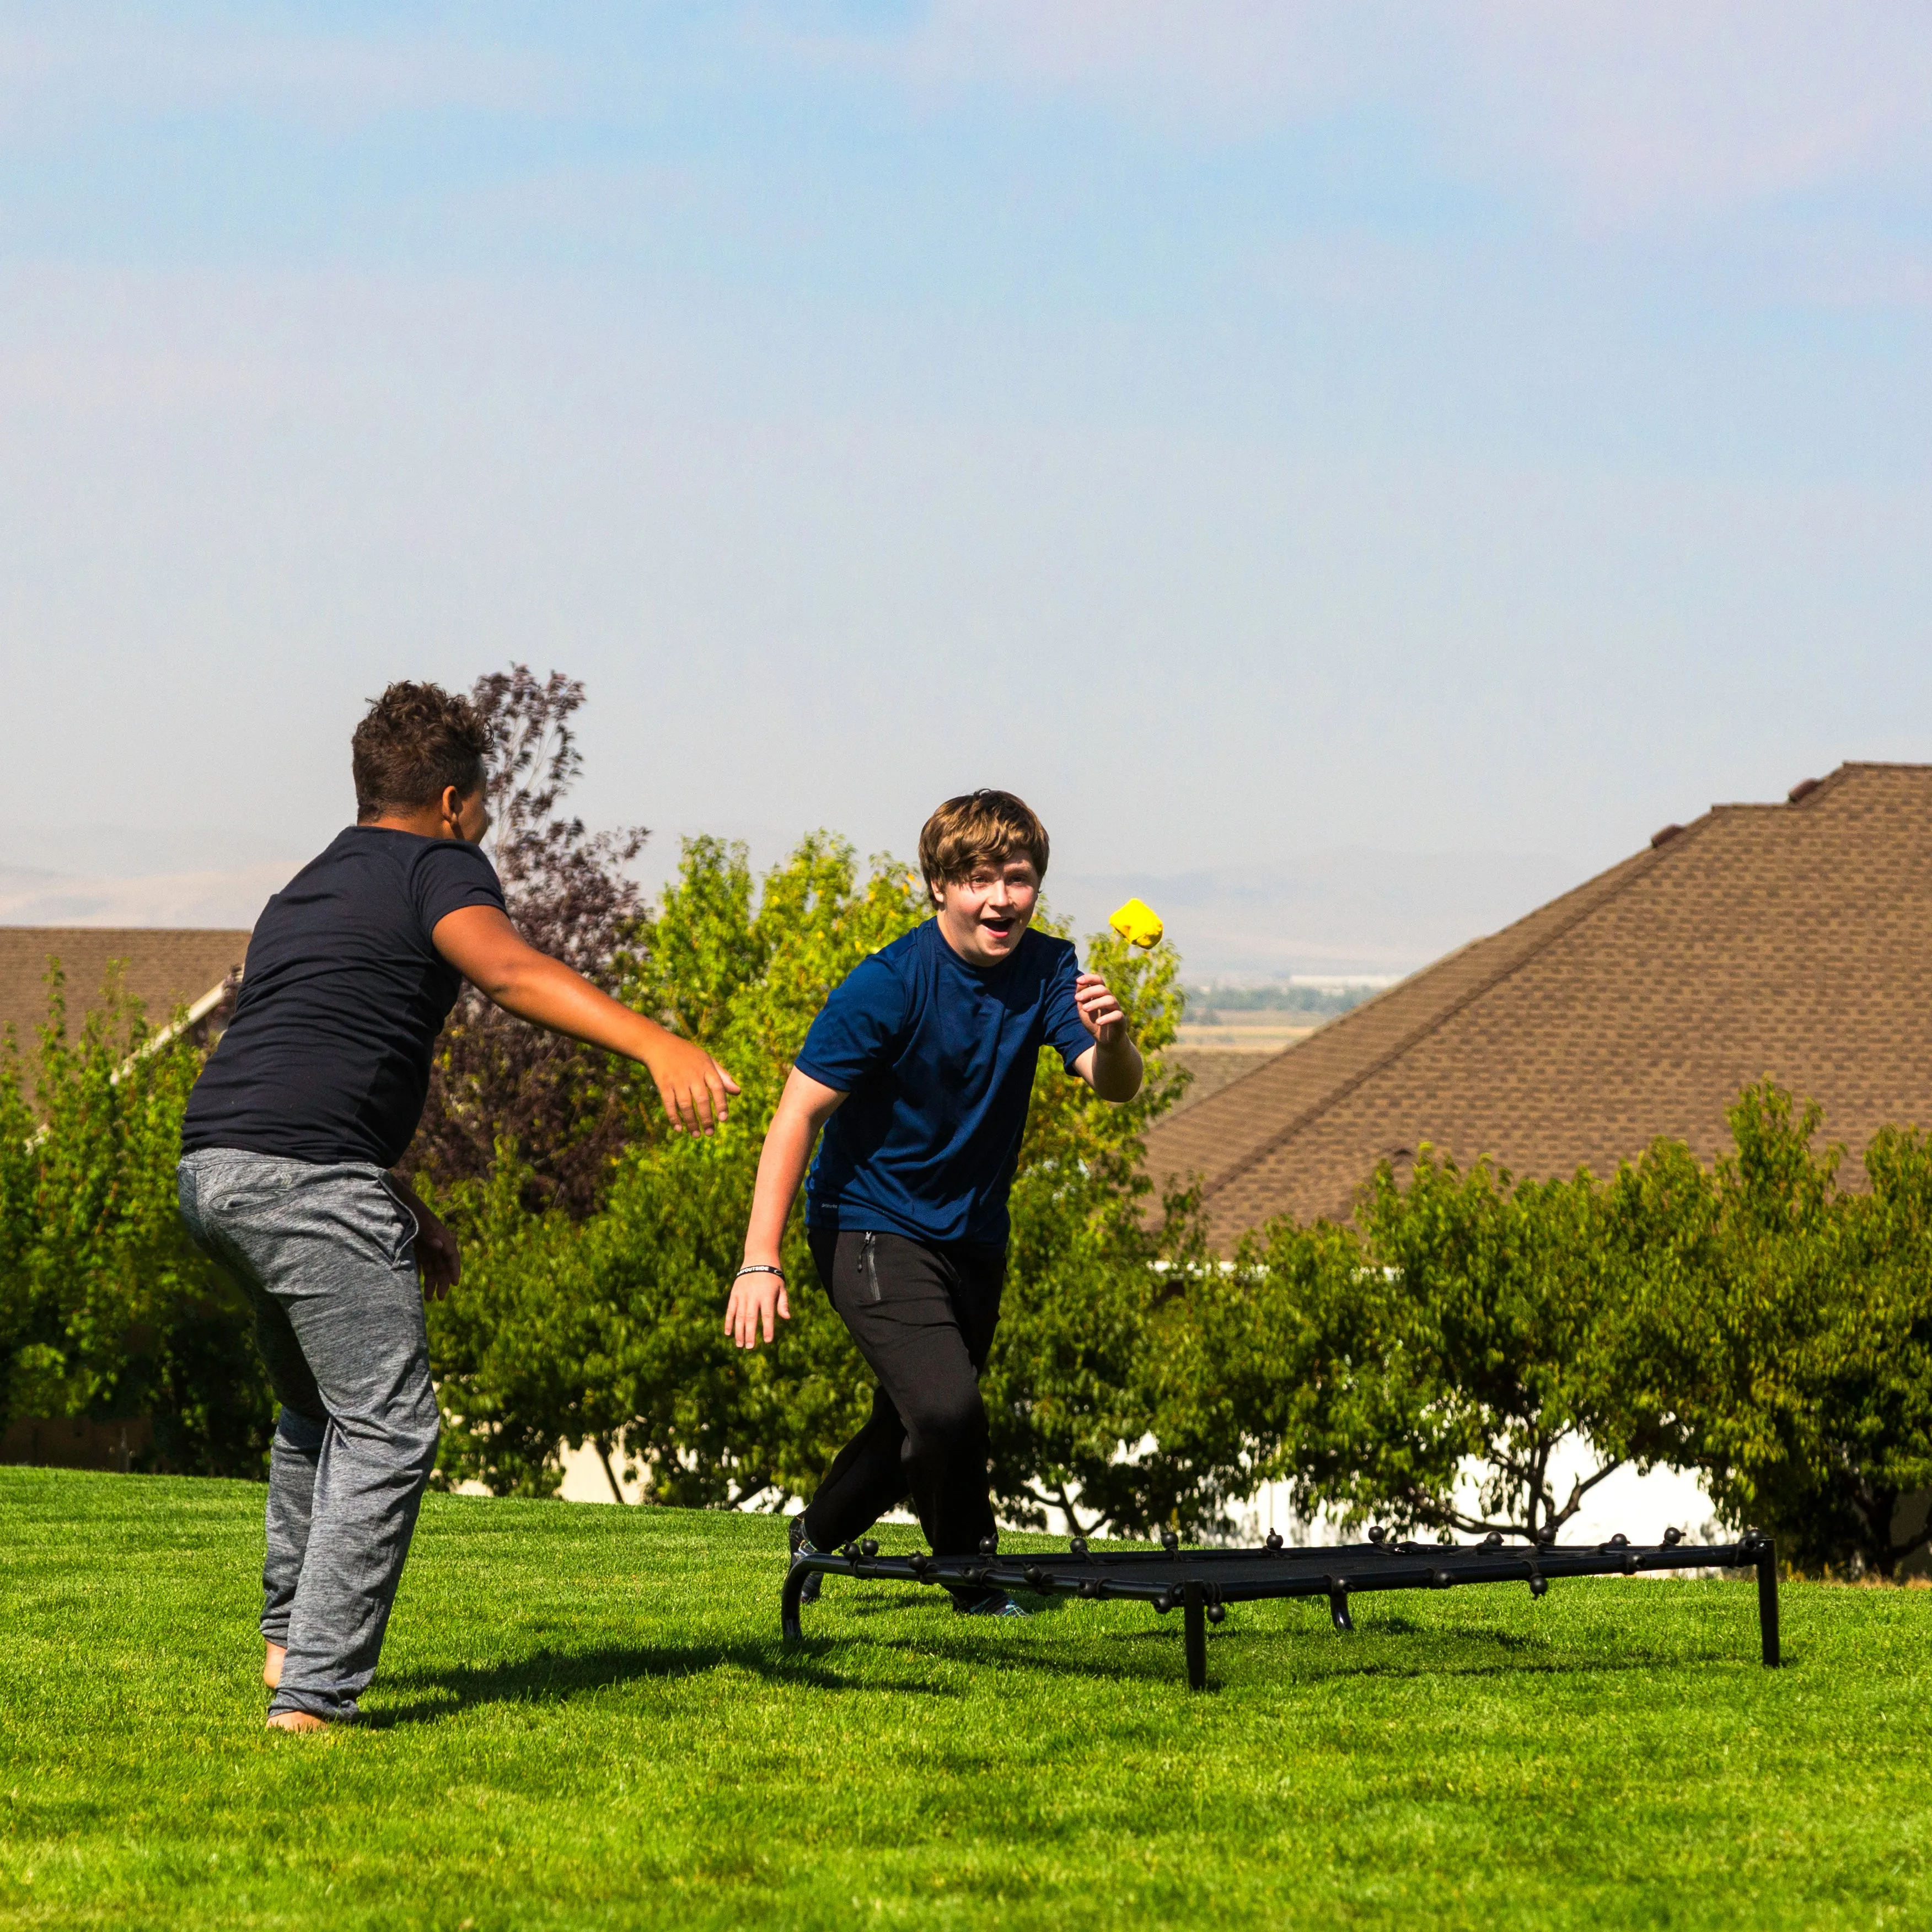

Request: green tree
left=1233, top=1080, right=1932, bottom=1571
left=1237, top=1153, right=1679, bottom=1543
left=0, top=968, right=272, bottom=1474
left=1618, top=1082, right=1932, bottom=1576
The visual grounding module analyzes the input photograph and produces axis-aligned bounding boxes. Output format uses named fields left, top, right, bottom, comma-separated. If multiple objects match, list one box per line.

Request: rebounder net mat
left=782, top=1526, right=1782, bottom=1688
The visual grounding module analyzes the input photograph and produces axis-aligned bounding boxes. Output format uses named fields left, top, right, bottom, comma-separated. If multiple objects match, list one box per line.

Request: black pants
left=800, top=1228, right=1006, bottom=1558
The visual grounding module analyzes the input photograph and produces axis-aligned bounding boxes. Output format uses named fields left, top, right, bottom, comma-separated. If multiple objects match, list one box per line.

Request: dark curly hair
left=351, top=681, right=491, bottom=822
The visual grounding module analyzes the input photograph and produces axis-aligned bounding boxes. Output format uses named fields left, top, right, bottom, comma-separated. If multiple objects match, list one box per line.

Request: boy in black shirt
left=179, top=682, right=734, bottom=1730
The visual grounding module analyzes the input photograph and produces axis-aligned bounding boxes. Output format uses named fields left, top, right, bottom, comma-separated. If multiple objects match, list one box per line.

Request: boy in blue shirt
left=726, top=790, right=1142, bottom=1610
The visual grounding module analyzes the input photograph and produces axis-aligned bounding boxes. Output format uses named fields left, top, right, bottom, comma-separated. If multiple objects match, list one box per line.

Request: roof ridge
left=1193, top=823, right=1707, bottom=1208
left=1721, top=762, right=1928, bottom=813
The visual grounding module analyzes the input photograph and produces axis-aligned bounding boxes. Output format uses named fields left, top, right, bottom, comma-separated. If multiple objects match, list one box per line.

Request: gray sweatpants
left=176, top=1147, right=440, bottom=1722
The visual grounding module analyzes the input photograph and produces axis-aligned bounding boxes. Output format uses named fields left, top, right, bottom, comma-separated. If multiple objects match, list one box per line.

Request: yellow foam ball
left=1108, top=897, right=1164, bottom=950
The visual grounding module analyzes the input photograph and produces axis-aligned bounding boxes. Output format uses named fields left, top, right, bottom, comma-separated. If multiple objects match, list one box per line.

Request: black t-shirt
left=181, top=826, right=507, bottom=1169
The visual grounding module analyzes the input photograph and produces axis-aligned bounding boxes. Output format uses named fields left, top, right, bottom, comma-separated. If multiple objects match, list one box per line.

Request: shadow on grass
left=366, top=1639, right=964, bottom=1726
left=367, top=1591, right=1784, bottom=1725
left=1196, top=1618, right=1787, bottom=1686
left=867, top=1607, right=1780, bottom=1695
left=368, top=1611, right=1191, bottom=1725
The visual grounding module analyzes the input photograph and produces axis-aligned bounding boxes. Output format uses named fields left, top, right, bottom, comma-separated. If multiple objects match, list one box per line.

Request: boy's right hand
left=726, top=1266, right=791, bottom=1348
left=646, top=1033, right=740, bottom=1134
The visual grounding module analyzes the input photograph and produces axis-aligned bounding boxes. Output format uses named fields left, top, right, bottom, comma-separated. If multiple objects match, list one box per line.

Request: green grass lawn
left=1, top=1469, right=1926, bottom=1931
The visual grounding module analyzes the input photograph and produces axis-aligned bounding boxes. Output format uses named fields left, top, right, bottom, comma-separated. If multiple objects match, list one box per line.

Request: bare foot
left=265, top=1710, right=327, bottom=1734
left=264, top=1643, right=285, bottom=1690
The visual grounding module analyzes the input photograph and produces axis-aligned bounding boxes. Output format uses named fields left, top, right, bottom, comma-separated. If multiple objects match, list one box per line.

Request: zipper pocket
left=862, top=1231, right=882, bottom=1303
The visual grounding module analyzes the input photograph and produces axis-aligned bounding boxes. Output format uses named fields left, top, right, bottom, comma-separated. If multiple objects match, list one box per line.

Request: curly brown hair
left=351, top=681, right=491, bottom=822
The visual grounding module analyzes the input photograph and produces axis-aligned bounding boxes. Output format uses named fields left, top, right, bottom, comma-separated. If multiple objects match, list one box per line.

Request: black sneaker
left=953, top=1592, right=1028, bottom=1618
left=788, top=1515, right=822, bottom=1606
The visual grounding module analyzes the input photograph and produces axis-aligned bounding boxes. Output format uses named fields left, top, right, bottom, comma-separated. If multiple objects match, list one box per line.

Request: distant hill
left=0, top=825, right=310, bottom=928
left=1048, top=850, right=1580, bottom=980
left=2, top=823, right=1581, bottom=987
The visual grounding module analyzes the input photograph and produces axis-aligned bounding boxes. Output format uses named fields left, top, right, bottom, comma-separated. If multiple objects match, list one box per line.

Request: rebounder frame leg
left=1756, top=1539, right=1781, bottom=1668
left=782, top=1560, right=808, bottom=1642
left=1183, top=1581, right=1208, bottom=1690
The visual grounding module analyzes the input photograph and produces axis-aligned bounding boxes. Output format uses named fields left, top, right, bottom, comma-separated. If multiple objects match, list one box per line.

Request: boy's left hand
left=1075, top=973, right=1128, bottom=1048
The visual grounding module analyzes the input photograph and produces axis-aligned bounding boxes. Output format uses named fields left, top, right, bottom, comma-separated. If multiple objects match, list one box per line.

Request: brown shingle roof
left=1166, top=1050, right=1281, bottom=1115
left=1146, top=763, right=1932, bottom=1244
left=0, top=928, right=250, bottom=1051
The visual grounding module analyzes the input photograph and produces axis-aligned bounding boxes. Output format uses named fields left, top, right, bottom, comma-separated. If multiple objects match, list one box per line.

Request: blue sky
left=3, top=4, right=1930, bottom=960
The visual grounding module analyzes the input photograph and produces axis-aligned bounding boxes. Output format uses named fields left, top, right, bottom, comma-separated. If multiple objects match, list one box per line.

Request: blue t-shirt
left=796, top=921, right=1093, bottom=1247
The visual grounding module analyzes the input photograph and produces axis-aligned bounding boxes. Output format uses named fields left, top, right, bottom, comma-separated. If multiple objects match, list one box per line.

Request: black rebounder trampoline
left=781, top=1526, right=1782, bottom=1689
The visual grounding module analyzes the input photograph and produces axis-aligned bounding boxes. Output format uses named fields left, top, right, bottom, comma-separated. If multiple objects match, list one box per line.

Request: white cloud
left=763, top=0, right=1932, bottom=229
left=10, top=3, right=1931, bottom=234
left=9, top=4, right=1929, bottom=276
left=1450, top=2, right=1932, bottom=227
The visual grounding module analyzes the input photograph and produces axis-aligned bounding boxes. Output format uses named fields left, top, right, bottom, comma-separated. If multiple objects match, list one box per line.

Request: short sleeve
left=412, top=841, right=508, bottom=941
left=795, top=953, right=911, bottom=1093
left=1040, top=941, right=1092, bottom=1072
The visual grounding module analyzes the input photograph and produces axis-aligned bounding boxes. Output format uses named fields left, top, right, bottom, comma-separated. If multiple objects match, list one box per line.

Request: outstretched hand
left=1075, top=972, right=1128, bottom=1048
left=647, top=1033, right=741, bottom=1135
